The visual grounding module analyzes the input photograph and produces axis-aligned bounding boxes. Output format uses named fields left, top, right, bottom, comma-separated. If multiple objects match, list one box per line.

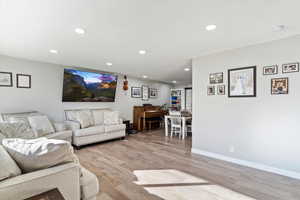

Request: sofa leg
left=74, top=145, right=81, bottom=150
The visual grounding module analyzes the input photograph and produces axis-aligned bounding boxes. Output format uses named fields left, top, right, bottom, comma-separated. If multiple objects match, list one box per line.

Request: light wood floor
left=75, top=129, right=300, bottom=200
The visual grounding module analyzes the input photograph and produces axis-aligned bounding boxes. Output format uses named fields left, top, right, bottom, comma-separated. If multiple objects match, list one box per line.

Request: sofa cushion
left=46, top=130, right=72, bottom=141
left=76, top=110, right=94, bottom=128
left=2, top=138, right=77, bottom=173
left=80, top=167, right=99, bottom=200
left=91, top=109, right=108, bottom=125
left=104, top=124, right=126, bottom=133
left=0, top=145, right=21, bottom=181
left=28, top=115, right=55, bottom=137
left=74, top=126, right=105, bottom=137
left=0, top=122, right=36, bottom=139
left=103, top=111, right=120, bottom=125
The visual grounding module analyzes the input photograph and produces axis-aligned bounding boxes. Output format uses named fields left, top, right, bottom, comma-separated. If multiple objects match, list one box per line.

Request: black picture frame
left=263, top=65, right=278, bottom=75
left=16, top=74, right=31, bottom=88
left=0, top=72, right=13, bottom=87
left=282, top=62, right=299, bottom=74
left=131, top=87, right=142, bottom=98
left=271, top=77, right=289, bottom=95
left=228, top=66, right=256, bottom=98
left=149, top=88, right=158, bottom=98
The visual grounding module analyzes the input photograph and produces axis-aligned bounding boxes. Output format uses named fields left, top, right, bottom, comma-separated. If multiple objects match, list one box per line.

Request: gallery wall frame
left=209, top=72, right=223, bottom=84
left=263, top=65, right=278, bottom=75
left=282, top=62, right=299, bottom=74
left=142, top=85, right=149, bottom=101
left=131, top=87, right=142, bottom=98
left=228, top=66, right=256, bottom=98
left=0, top=72, right=13, bottom=87
left=16, top=74, right=31, bottom=89
left=271, top=77, right=289, bottom=95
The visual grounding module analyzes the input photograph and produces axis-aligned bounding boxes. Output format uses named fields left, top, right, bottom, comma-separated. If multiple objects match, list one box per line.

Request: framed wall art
left=282, top=62, right=299, bottom=73
left=131, top=87, right=142, bottom=98
left=149, top=88, right=158, bottom=98
left=263, top=65, right=278, bottom=75
left=0, top=72, right=13, bottom=87
left=142, top=85, right=149, bottom=100
left=17, top=74, right=31, bottom=88
left=209, top=72, right=223, bottom=84
left=271, top=78, right=288, bottom=95
left=207, top=86, right=215, bottom=96
left=228, top=66, right=256, bottom=98
left=217, top=85, right=225, bottom=95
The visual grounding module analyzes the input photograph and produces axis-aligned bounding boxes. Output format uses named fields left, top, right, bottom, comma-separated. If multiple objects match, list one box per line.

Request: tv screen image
left=62, top=68, right=118, bottom=102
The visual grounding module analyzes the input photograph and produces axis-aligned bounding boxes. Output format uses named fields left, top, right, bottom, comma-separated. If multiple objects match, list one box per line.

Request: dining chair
left=170, top=116, right=182, bottom=137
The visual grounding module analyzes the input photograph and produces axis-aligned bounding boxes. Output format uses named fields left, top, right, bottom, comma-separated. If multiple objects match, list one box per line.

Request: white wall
left=192, top=35, right=300, bottom=175
left=0, top=55, right=171, bottom=122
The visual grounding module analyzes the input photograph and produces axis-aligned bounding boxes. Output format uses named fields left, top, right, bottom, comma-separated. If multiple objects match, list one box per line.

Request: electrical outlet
left=229, top=146, right=235, bottom=153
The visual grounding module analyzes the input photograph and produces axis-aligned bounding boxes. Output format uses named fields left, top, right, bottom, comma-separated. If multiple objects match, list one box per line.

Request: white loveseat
left=65, top=108, right=126, bottom=148
left=0, top=111, right=72, bottom=142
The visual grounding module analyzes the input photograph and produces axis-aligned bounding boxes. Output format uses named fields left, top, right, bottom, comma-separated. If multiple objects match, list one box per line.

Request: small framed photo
left=142, top=85, right=149, bottom=101
left=17, top=74, right=31, bottom=88
left=207, top=86, right=215, bottom=96
left=131, top=87, right=142, bottom=98
left=271, top=78, right=288, bottom=95
left=209, top=72, right=223, bottom=84
left=217, top=85, right=225, bottom=95
left=282, top=62, right=299, bottom=73
left=0, top=72, right=13, bottom=87
left=149, top=88, right=158, bottom=98
left=263, top=65, right=278, bottom=75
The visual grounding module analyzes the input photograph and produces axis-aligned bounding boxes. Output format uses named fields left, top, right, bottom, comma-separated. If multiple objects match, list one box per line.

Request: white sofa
left=0, top=160, right=99, bottom=200
left=65, top=108, right=126, bottom=148
left=0, top=111, right=72, bottom=142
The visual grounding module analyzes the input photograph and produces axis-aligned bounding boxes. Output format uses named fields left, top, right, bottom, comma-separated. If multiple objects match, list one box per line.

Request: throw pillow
left=28, top=115, right=55, bottom=137
left=2, top=138, right=78, bottom=173
left=91, top=109, right=107, bottom=125
left=0, top=145, right=22, bottom=181
left=104, top=111, right=120, bottom=125
left=0, top=122, right=36, bottom=139
left=76, top=110, right=94, bottom=128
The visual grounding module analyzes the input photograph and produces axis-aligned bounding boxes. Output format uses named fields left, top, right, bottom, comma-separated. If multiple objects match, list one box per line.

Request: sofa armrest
left=0, top=163, right=81, bottom=200
left=119, top=118, right=123, bottom=125
left=65, top=120, right=81, bottom=131
left=53, top=122, right=68, bottom=132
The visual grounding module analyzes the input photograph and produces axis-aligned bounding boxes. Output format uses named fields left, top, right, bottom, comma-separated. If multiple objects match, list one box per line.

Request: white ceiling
left=1, top=0, right=300, bottom=84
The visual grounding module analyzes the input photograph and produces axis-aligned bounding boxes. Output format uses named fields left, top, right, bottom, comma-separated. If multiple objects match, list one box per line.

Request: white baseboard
left=191, top=148, right=300, bottom=180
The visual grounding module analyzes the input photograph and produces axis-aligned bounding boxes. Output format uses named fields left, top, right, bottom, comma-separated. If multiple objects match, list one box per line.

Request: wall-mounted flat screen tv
left=62, top=68, right=118, bottom=102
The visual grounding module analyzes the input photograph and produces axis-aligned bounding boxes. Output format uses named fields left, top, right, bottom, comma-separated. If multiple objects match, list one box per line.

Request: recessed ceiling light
left=206, top=24, right=217, bottom=31
left=142, top=75, right=148, bottom=78
left=139, top=50, right=146, bottom=55
left=75, top=28, right=85, bottom=35
left=184, top=68, right=190, bottom=71
left=106, top=62, right=113, bottom=66
left=172, top=80, right=177, bottom=84
left=49, top=49, right=58, bottom=54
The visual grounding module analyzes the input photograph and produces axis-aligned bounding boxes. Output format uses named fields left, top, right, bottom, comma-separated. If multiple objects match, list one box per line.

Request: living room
left=1, top=1, right=300, bottom=200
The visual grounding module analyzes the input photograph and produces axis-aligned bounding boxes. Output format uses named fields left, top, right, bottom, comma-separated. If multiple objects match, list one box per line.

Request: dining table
left=164, top=115, right=192, bottom=139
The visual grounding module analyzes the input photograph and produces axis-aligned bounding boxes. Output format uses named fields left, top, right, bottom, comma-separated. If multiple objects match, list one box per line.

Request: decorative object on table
left=0, top=72, right=13, bottom=87
left=271, top=77, right=288, bottom=95
left=142, top=85, right=149, bottom=100
left=16, top=74, right=31, bottom=88
left=207, top=86, right=215, bottom=95
left=263, top=65, right=278, bottom=75
left=228, top=66, right=256, bottom=98
left=150, top=88, right=158, bottom=98
left=282, top=62, right=299, bottom=73
left=217, top=85, right=225, bottom=95
left=123, top=75, right=128, bottom=91
left=131, top=87, right=142, bottom=98
left=25, top=188, right=65, bottom=200
left=209, top=72, right=223, bottom=84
